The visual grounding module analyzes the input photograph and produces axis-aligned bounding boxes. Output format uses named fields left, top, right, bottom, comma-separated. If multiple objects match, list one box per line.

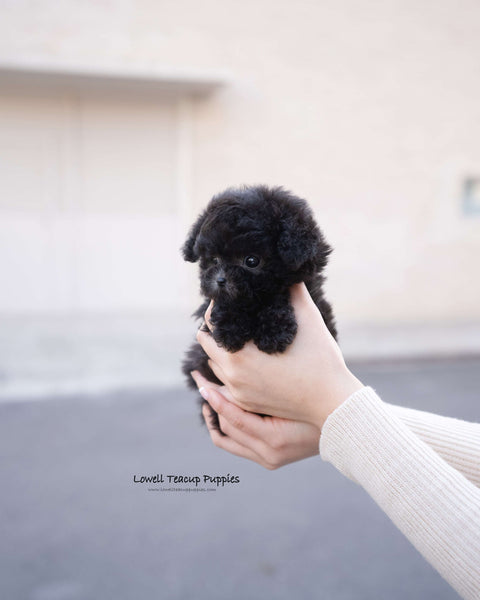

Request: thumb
left=290, top=282, right=332, bottom=334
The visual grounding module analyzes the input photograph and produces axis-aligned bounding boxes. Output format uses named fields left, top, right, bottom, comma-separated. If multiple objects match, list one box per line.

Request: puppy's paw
left=254, top=303, right=298, bottom=353
left=210, top=309, right=250, bottom=352
left=254, top=330, right=296, bottom=354
left=213, top=329, right=247, bottom=352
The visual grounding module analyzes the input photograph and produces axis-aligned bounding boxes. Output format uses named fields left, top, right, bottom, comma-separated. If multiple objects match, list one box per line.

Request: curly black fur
left=181, top=185, right=337, bottom=433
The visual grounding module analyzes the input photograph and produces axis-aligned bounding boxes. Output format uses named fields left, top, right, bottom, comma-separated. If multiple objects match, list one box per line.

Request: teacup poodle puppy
left=181, top=185, right=337, bottom=432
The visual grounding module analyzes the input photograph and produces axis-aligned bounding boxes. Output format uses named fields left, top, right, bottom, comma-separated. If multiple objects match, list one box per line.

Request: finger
left=207, top=359, right=259, bottom=414
left=290, top=281, right=332, bottom=334
left=217, top=412, right=270, bottom=457
left=205, top=387, right=268, bottom=439
left=191, top=369, right=222, bottom=393
left=202, top=404, right=266, bottom=466
left=290, top=281, right=317, bottom=314
left=196, top=326, right=229, bottom=367
left=191, top=370, right=235, bottom=403
left=204, top=300, right=214, bottom=331
left=198, top=321, right=210, bottom=334
left=207, top=359, right=229, bottom=389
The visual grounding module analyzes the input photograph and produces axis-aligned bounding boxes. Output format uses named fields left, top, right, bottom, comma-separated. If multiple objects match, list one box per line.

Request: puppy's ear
left=181, top=210, right=206, bottom=262
left=277, top=211, right=332, bottom=272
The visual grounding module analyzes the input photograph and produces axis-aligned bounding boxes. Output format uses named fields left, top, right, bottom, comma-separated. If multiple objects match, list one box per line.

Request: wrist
left=313, top=371, right=364, bottom=431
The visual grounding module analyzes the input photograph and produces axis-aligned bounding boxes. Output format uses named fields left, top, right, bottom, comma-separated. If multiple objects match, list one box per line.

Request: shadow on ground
left=1, top=357, right=478, bottom=600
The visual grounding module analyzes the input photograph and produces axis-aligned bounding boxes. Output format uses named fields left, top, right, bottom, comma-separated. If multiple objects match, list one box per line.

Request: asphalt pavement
left=1, top=357, right=479, bottom=600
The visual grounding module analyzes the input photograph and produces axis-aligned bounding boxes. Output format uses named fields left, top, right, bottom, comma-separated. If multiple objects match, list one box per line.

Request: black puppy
left=181, top=185, right=337, bottom=432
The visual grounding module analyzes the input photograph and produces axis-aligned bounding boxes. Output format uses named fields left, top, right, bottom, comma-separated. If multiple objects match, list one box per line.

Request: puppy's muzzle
left=216, top=277, right=226, bottom=287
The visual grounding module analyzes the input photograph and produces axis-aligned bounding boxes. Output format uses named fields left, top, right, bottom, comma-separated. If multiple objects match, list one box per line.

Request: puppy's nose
left=216, top=277, right=226, bottom=287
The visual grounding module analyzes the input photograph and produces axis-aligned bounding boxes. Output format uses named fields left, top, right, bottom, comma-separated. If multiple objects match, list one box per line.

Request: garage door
left=0, top=88, right=188, bottom=313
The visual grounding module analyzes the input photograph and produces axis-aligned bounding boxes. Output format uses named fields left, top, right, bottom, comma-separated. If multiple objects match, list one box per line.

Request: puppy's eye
left=244, top=255, right=260, bottom=268
left=211, top=257, right=219, bottom=265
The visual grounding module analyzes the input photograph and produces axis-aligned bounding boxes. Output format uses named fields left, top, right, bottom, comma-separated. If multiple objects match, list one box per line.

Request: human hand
left=196, top=282, right=364, bottom=430
left=191, top=371, right=321, bottom=469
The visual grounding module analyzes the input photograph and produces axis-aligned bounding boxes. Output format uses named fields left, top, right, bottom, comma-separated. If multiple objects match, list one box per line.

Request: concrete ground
left=1, top=357, right=479, bottom=600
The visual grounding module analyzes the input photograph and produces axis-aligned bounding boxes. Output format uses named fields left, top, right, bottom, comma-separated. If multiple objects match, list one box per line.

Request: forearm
left=387, top=403, right=480, bottom=488
left=320, top=387, right=480, bottom=600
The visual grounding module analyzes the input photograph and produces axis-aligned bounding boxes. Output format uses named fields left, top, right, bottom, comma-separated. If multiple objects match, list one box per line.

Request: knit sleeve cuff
left=319, top=386, right=385, bottom=480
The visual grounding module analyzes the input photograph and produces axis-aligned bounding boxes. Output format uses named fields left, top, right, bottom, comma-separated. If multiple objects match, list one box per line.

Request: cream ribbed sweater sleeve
left=387, top=403, right=480, bottom=488
left=319, top=387, right=480, bottom=600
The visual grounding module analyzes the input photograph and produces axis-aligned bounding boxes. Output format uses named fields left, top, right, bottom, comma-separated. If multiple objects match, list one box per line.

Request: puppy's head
left=182, top=185, right=331, bottom=303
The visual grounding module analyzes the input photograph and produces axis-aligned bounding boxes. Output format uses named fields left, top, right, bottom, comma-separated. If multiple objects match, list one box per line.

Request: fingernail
left=198, top=386, right=209, bottom=401
left=202, top=387, right=220, bottom=410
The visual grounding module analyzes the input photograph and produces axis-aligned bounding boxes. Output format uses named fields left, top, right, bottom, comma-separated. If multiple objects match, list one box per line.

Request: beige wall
left=1, top=0, right=480, bottom=328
